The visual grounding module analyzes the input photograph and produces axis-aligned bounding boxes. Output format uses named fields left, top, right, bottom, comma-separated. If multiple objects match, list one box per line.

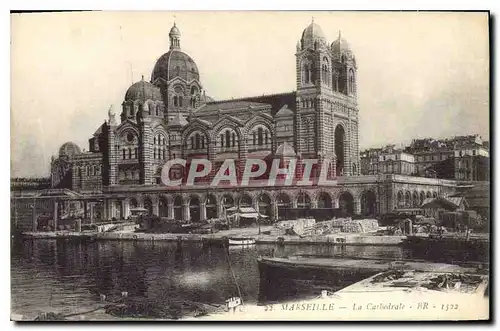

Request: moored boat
left=257, top=255, right=488, bottom=303
left=228, top=237, right=256, bottom=245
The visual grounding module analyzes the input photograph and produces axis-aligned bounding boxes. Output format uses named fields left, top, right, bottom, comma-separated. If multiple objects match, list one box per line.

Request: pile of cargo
left=330, top=218, right=379, bottom=233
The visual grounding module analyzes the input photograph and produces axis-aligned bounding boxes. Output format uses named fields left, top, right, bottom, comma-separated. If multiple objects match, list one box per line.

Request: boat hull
left=257, top=257, right=375, bottom=303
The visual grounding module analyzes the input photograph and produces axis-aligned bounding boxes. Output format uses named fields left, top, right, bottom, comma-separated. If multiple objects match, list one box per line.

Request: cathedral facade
left=48, top=21, right=456, bottom=222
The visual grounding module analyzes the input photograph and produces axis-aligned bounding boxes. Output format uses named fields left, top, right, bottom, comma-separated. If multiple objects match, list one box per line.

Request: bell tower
left=295, top=21, right=360, bottom=177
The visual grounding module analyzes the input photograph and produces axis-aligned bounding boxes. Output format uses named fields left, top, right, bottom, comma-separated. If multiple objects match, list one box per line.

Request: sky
left=10, top=11, right=489, bottom=177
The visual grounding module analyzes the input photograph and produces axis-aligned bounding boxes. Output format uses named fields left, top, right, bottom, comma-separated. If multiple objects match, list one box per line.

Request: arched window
left=303, top=64, right=309, bottom=84
left=225, top=130, right=230, bottom=148
left=348, top=69, right=355, bottom=95
left=134, top=148, right=138, bottom=159
left=220, top=134, right=224, bottom=147
left=232, top=133, right=236, bottom=147
left=179, top=96, right=183, bottom=107
left=128, top=148, right=132, bottom=159
left=195, top=133, right=201, bottom=149
left=258, top=127, right=263, bottom=146
left=252, top=132, right=256, bottom=145
left=333, top=71, right=339, bottom=92
left=173, top=96, right=178, bottom=107
left=154, top=148, right=157, bottom=159
left=123, top=149, right=126, bottom=159
left=201, top=136, right=205, bottom=149
left=321, top=59, right=330, bottom=85
left=264, top=131, right=269, bottom=144
left=191, top=136, right=195, bottom=149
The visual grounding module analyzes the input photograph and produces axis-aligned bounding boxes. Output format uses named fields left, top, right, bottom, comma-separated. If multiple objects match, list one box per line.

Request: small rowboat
left=228, top=237, right=256, bottom=246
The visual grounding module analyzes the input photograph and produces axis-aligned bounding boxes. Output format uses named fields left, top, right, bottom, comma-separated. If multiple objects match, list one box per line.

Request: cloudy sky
left=11, top=11, right=489, bottom=177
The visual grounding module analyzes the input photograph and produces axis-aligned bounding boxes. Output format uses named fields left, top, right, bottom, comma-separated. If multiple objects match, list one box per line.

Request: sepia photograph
left=10, top=11, right=490, bottom=321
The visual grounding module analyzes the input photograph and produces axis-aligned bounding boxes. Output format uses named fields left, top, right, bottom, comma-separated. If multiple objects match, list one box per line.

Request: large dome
left=59, top=142, right=81, bottom=158
left=151, top=50, right=200, bottom=83
left=301, top=21, right=326, bottom=50
left=125, top=78, right=162, bottom=101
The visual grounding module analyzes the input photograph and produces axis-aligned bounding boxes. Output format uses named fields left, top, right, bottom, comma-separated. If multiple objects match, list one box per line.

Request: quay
left=21, top=227, right=407, bottom=246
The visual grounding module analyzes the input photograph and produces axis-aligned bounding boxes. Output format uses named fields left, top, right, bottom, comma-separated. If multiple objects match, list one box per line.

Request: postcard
left=10, top=11, right=490, bottom=321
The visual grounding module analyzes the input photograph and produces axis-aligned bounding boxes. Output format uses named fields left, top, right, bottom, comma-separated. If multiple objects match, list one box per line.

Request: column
left=53, top=200, right=58, bottom=230
left=121, top=200, right=128, bottom=219
left=200, top=202, right=207, bottom=221
left=354, top=197, right=361, bottom=215
left=152, top=200, right=159, bottom=217
left=90, top=203, right=94, bottom=224
left=168, top=203, right=174, bottom=219
left=183, top=203, right=190, bottom=221
left=32, top=204, right=37, bottom=232
left=253, top=199, right=259, bottom=213
left=217, top=202, right=224, bottom=219
left=332, top=197, right=339, bottom=209
left=84, top=201, right=88, bottom=219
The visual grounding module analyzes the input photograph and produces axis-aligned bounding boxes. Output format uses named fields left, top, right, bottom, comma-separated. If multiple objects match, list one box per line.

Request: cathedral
left=48, top=21, right=453, bottom=222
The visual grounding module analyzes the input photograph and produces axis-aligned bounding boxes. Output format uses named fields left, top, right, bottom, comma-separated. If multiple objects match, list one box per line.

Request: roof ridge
left=206, top=91, right=296, bottom=105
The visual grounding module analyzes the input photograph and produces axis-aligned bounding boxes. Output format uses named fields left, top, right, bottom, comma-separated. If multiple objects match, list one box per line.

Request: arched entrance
left=317, top=192, right=332, bottom=209
left=206, top=195, right=218, bottom=220
left=296, top=192, right=311, bottom=209
left=360, top=190, right=377, bottom=216
left=173, top=196, right=183, bottom=220
left=335, top=125, right=345, bottom=176
left=222, top=194, right=234, bottom=216
left=239, top=194, right=253, bottom=208
left=404, top=191, right=411, bottom=208
left=159, top=196, right=168, bottom=217
left=276, top=193, right=291, bottom=219
left=432, top=192, right=438, bottom=198
left=143, top=197, right=153, bottom=216
left=397, top=191, right=404, bottom=208
left=114, top=201, right=122, bottom=219
left=258, top=194, right=272, bottom=218
left=426, top=191, right=432, bottom=198
left=338, top=191, right=354, bottom=215
left=130, top=198, right=138, bottom=209
left=189, top=196, right=201, bottom=222
left=412, top=191, right=419, bottom=207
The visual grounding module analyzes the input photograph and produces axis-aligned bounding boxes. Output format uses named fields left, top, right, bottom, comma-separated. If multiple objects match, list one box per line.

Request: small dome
left=331, top=31, right=352, bottom=53
left=301, top=21, right=326, bottom=50
left=59, top=142, right=81, bottom=158
left=169, top=22, right=180, bottom=37
left=275, top=142, right=296, bottom=157
left=125, top=78, right=162, bottom=101
left=151, top=50, right=200, bottom=83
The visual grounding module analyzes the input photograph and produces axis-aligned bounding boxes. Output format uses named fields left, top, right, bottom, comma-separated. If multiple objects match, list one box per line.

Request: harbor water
left=10, top=238, right=482, bottom=319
